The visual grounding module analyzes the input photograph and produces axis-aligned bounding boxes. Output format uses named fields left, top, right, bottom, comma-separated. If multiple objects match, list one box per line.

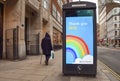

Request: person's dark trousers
left=45, top=55, right=50, bottom=65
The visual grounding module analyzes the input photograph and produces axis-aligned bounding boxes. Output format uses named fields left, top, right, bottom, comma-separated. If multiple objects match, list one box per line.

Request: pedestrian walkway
left=98, top=46, right=120, bottom=51
left=0, top=49, right=119, bottom=81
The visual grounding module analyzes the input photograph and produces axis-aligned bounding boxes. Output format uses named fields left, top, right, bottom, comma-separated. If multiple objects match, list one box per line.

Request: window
left=114, top=9, right=117, bottom=13
left=57, top=0, right=61, bottom=6
left=57, top=11, right=61, bottom=22
left=61, top=16, right=62, bottom=24
left=61, top=1, right=63, bottom=8
left=114, top=24, right=117, bottom=27
left=115, top=31, right=117, bottom=36
left=57, top=0, right=63, bottom=8
left=114, top=16, right=117, bottom=20
left=43, top=0, right=49, bottom=9
left=52, top=4, right=57, bottom=18
left=52, top=3, right=62, bottom=23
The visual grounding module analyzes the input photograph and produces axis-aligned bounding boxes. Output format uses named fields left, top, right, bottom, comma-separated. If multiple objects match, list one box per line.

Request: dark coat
left=41, top=33, right=52, bottom=56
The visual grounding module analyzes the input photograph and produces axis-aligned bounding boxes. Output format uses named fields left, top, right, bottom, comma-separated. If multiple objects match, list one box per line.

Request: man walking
left=41, top=33, right=53, bottom=65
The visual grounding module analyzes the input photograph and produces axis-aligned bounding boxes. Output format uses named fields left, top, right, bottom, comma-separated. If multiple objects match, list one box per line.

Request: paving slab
left=20, top=75, right=46, bottom=81
left=0, top=49, right=119, bottom=81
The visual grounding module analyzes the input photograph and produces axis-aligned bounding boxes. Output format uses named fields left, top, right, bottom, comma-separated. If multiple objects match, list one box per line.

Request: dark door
left=0, top=3, right=3, bottom=59
left=13, top=28, right=18, bottom=60
left=25, top=17, right=29, bottom=55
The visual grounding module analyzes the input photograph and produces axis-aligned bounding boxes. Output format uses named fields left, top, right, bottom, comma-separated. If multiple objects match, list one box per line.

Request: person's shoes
left=45, top=60, right=47, bottom=65
left=45, top=60, right=48, bottom=65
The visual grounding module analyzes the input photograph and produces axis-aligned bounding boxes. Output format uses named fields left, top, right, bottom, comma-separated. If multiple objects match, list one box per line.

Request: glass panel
left=65, top=10, right=94, bottom=64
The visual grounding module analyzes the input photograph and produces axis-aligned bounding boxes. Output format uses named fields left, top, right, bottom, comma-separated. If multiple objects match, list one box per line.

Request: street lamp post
left=118, top=28, right=120, bottom=47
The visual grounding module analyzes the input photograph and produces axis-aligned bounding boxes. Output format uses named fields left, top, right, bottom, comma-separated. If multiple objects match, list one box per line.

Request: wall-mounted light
left=3, top=0, right=6, bottom=1
left=31, top=12, right=34, bottom=16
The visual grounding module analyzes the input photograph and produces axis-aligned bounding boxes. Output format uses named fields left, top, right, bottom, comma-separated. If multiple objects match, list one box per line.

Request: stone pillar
left=4, top=0, right=26, bottom=60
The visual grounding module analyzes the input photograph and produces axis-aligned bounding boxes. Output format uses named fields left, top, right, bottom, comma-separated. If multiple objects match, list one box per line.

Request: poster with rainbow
left=66, top=16, right=93, bottom=64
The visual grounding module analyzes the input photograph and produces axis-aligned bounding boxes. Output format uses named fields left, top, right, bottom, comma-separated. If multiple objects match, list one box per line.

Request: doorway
left=0, top=3, right=3, bottom=59
left=25, top=17, right=30, bottom=55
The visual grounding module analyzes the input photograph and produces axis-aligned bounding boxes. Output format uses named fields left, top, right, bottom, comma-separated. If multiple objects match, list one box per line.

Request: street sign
left=62, top=1, right=97, bottom=76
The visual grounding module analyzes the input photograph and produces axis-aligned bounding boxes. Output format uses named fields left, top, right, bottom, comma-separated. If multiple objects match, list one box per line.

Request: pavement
left=0, top=49, right=120, bottom=81
left=98, top=46, right=120, bottom=50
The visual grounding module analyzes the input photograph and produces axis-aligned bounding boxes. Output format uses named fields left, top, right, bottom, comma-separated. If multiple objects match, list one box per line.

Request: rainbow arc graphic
left=66, top=35, right=90, bottom=61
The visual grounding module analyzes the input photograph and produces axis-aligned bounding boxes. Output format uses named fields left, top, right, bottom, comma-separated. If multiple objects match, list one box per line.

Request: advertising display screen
left=66, top=10, right=94, bottom=64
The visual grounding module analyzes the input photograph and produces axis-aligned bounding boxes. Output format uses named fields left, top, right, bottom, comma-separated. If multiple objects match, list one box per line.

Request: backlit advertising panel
left=66, top=10, right=93, bottom=64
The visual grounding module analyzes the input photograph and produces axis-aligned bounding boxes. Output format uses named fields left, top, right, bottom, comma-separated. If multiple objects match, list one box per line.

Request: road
left=98, top=47, right=120, bottom=75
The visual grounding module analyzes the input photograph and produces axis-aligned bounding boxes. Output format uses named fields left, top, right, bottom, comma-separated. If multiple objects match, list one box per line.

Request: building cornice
left=99, top=3, right=120, bottom=14
left=106, top=14, right=120, bottom=22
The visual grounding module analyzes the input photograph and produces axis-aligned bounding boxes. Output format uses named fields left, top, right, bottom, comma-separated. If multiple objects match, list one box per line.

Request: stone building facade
left=99, top=6, right=107, bottom=46
left=50, top=0, right=66, bottom=49
left=41, top=0, right=67, bottom=50
left=106, top=7, right=120, bottom=47
left=98, top=0, right=120, bottom=46
left=97, top=24, right=100, bottom=45
left=0, top=0, right=68, bottom=60
left=0, top=0, right=41, bottom=60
